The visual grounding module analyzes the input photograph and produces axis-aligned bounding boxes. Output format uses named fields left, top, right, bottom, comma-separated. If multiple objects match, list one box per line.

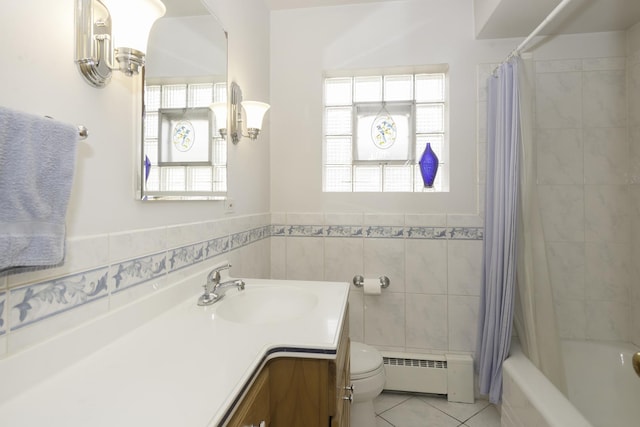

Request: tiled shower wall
left=270, top=212, right=484, bottom=355
left=0, top=214, right=271, bottom=360
left=533, top=56, right=634, bottom=342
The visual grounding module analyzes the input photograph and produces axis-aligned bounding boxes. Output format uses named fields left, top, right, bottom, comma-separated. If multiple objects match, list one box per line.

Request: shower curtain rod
left=493, top=0, right=574, bottom=73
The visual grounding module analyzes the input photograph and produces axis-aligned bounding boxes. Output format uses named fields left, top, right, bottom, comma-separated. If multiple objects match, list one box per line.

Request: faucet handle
left=206, top=262, right=232, bottom=284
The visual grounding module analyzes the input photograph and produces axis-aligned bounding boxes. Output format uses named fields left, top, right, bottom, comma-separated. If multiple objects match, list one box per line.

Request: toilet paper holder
left=352, top=275, right=390, bottom=289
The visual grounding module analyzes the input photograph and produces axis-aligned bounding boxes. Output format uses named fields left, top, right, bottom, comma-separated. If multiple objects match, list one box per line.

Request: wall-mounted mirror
left=138, top=0, right=227, bottom=201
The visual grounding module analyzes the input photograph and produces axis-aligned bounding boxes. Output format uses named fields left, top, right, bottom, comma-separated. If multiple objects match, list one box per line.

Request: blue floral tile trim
left=204, top=236, right=230, bottom=258
left=0, top=292, right=5, bottom=335
left=10, top=266, right=110, bottom=330
left=110, top=252, right=167, bottom=293
left=169, top=243, right=204, bottom=272
left=272, top=225, right=483, bottom=240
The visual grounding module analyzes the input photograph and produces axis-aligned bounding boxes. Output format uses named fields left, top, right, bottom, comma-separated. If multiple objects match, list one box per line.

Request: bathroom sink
left=214, top=286, right=319, bottom=324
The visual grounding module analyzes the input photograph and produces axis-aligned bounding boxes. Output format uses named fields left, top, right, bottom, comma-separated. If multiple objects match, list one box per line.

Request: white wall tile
left=582, top=70, right=627, bottom=128
left=583, top=127, right=629, bottom=185
left=538, top=185, right=585, bottom=242
left=536, top=129, right=583, bottom=185
left=584, top=241, right=631, bottom=302
left=348, top=290, right=364, bottom=342
left=555, top=300, right=586, bottom=340
left=324, top=238, right=363, bottom=284
left=546, top=242, right=585, bottom=300
left=448, top=295, right=479, bottom=352
left=406, top=294, right=447, bottom=351
left=585, top=300, right=630, bottom=341
left=447, top=241, right=482, bottom=296
left=285, top=236, right=324, bottom=280
left=109, top=226, right=167, bottom=263
left=405, top=239, right=447, bottom=295
left=270, top=237, right=286, bottom=280
left=363, top=238, right=405, bottom=293
left=584, top=185, right=631, bottom=243
left=363, top=292, right=405, bottom=347
left=535, top=72, right=582, bottom=129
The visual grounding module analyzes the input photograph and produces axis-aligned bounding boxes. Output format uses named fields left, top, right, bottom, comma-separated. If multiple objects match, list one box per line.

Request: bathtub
left=502, top=339, right=640, bottom=427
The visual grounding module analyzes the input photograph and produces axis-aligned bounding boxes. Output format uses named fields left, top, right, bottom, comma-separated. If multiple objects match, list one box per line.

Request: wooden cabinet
left=226, top=307, right=350, bottom=427
left=226, top=367, right=270, bottom=427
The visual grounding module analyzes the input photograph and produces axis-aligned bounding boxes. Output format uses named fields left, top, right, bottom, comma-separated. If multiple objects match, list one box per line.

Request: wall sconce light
left=209, top=102, right=228, bottom=140
left=219, top=82, right=270, bottom=145
left=75, top=0, right=166, bottom=87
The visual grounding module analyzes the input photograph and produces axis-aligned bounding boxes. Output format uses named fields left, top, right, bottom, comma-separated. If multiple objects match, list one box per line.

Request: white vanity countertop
left=0, top=279, right=349, bottom=427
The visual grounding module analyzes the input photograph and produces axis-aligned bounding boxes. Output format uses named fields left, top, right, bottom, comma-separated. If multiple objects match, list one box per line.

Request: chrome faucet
left=197, top=263, right=245, bottom=306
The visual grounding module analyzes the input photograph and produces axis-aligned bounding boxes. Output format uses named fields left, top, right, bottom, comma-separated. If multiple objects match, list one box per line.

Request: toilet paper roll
left=363, top=278, right=382, bottom=295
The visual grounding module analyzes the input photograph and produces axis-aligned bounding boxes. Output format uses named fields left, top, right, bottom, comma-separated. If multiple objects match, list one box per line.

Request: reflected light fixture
left=75, top=0, right=166, bottom=87
left=218, top=82, right=270, bottom=145
left=209, top=102, right=228, bottom=140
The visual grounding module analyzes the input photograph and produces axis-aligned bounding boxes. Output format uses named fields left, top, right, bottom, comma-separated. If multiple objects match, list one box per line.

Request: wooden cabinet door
left=227, top=367, right=270, bottom=427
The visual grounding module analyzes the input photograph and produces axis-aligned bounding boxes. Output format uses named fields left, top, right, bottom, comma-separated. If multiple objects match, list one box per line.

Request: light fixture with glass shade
left=209, top=102, right=228, bottom=140
left=213, top=82, right=270, bottom=144
left=75, top=0, right=166, bottom=87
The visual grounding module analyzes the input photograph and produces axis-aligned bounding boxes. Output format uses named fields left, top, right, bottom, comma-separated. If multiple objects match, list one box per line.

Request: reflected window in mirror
left=139, top=0, right=228, bottom=201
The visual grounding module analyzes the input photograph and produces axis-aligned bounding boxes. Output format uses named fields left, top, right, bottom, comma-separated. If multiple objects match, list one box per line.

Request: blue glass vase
left=419, top=143, right=439, bottom=188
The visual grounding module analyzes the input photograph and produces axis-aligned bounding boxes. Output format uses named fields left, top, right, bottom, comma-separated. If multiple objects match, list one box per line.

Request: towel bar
left=44, top=116, right=88, bottom=140
left=77, top=125, right=88, bottom=140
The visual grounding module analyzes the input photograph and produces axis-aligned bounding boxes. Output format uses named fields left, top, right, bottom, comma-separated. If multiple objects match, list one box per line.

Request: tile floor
left=373, top=392, right=501, bottom=427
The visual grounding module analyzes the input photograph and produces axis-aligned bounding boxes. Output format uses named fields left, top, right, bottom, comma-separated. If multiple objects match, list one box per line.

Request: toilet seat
left=351, top=342, right=384, bottom=380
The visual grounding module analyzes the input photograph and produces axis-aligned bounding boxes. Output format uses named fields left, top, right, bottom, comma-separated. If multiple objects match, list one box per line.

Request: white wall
left=270, top=0, right=517, bottom=215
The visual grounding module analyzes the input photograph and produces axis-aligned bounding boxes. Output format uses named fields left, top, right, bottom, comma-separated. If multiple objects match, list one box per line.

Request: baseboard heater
left=381, top=352, right=474, bottom=403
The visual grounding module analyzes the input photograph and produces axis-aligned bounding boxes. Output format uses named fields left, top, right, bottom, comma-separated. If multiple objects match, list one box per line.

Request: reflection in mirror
left=139, top=0, right=227, bottom=201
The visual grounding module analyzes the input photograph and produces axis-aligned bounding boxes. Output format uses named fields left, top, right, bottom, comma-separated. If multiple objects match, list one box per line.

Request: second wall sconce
left=75, top=0, right=166, bottom=87
left=211, top=82, right=270, bottom=145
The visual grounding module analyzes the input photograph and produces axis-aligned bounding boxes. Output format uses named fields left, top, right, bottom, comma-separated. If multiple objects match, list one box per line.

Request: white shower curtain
left=476, top=57, right=521, bottom=404
left=477, top=55, right=566, bottom=404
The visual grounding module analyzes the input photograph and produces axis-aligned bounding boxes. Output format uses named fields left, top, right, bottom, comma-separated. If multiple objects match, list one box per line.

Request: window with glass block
left=323, top=71, right=448, bottom=192
left=143, top=82, right=227, bottom=195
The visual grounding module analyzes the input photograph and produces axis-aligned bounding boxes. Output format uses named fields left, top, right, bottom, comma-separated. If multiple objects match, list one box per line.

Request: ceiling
left=264, top=0, right=640, bottom=39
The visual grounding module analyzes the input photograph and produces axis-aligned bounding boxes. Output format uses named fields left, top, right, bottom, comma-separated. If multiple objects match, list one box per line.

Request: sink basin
left=214, top=286, right=319, bottom=324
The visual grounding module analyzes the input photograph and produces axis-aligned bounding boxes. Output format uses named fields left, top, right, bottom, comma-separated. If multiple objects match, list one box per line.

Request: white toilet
left=350, top=341, right=386, bottom=427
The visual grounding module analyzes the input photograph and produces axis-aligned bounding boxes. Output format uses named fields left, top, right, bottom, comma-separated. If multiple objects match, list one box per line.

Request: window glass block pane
left=144, top=111, right=159, bottom=139
left=145, top=85, right=161, bottom=111
left=161, top=167, right=186, bottom=191
left=415, top=73, right=445, bottom=102
left=214, top=82, right=227, bottom=103
left=144, top=140, right=158, bottom=164
left=384, top=75, right=413, bottom=101
left=354, top=76, right=382, bottom=102
left=383, top=165, right=412, bottom=192
left=146, top=167, right=159, bottom=191
left=325, top=107, right=352, bottom=135
left=324, top=166, right=352, bottom=192
left=416, top=134, right=444, bottom=162
left=325, top=136, right=352, bottom=165
left=213, top=166, right=227, bottom=192
left=186, top=166, right=213, bottom=192
left=325, top=77, right=353, bottom=106
left=188, top=83, right=214, bottom=108
left=162, top=84, right=187, bottom=108
left=212, top=138, right=227, bottom=165
left=416, top=104, right=444, bottom=133
left=354, top=165, right=381, bottom=192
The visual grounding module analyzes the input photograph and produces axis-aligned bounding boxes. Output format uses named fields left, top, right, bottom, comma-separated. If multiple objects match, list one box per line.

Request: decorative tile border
left=273, top=224, right=483, bottom=240
left=2, top=221, right=480, bottom=333
left=110, top=252, right=167, bottom=293
left=9, top=266, right=110, bottom=330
